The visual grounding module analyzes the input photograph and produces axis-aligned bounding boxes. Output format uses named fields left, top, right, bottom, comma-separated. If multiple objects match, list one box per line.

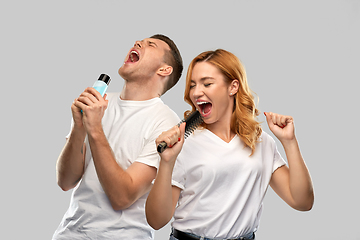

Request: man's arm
left=74, top=87, right=157, bottom=210
left=88, top=129, right=157, bottom=210
left=56, top=99, right=87, bottom=191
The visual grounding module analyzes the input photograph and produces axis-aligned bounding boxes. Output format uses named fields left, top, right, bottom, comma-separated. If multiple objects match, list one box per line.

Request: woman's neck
left=206, top=119, right=236, bottom=143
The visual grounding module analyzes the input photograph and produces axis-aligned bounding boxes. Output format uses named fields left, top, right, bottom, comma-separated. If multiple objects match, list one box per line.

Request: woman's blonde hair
left=184, top=49, right=262, bottom=155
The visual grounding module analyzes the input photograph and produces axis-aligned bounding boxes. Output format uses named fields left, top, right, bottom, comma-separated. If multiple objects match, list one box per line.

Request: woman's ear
left=157, top=65, right=173, bottom=77
left=229, top=79, right=240, bottom=96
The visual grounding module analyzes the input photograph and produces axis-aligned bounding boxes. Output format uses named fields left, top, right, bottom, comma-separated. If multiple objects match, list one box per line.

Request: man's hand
left=73, top=87, right=108, bottom=134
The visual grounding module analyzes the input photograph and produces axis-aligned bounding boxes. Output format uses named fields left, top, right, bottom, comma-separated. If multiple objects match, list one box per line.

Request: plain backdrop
left=1, top=1, right=359, bottom=239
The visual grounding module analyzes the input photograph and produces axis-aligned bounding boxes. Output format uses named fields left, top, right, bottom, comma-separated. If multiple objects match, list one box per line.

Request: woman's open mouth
left=197, top=101, right=212, bottom=117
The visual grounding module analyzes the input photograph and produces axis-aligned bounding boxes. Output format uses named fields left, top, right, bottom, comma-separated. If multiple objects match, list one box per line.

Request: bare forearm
left=282, top=138, right=314, bottom=210
left=56, top=126, right=86, bottom=191
left=87, top=130, right=141, bottom=210
left=146, top=160, right=175, bottom=230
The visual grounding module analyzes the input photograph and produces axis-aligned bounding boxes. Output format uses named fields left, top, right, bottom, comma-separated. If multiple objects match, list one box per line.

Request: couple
left=53, top=34, right=314, bottom=240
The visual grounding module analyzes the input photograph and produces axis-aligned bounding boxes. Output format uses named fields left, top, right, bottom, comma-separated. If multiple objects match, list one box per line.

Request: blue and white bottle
left=93, top=74, right=111, bottom=96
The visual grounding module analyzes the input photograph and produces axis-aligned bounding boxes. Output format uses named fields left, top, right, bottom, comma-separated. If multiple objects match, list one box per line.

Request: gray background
left=1, top=0, right=359, bottom=239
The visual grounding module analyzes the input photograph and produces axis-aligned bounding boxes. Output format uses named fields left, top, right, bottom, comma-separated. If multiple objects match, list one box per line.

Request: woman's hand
left=264, top=112, right=295, bottom=143
left=155, top=122, right=186, bottom=164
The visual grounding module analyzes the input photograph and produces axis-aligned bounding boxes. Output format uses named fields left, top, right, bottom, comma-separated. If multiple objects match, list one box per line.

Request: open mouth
left=197, top=101, right=212, bottom=116
left=127, top=50, right=140, bottom=63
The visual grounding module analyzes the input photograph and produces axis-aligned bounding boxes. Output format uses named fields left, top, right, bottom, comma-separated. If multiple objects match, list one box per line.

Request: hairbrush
left=157, top=110, right=203, bottom=153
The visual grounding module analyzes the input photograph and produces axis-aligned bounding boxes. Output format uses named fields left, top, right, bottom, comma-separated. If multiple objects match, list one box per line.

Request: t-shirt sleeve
left=135, top=135, right=161, bottom=169
left=272, top=140, right=287, bottom=173
left=171, top=156, right=186, bottom=190
left=135, top=108, right=180, bottom=169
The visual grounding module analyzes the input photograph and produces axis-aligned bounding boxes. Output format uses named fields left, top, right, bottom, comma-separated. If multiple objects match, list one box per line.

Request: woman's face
left=189, top=61, right=236, bottom=126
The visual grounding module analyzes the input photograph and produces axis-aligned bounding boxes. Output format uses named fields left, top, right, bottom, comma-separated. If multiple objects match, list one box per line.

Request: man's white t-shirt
left=171, top=129, right=286, bottom=239
left=53, top=93, right=179, bottom=240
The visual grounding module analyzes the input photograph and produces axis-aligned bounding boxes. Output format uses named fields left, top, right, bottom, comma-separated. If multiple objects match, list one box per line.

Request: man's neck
left=120, top=81, right=161, bottom=101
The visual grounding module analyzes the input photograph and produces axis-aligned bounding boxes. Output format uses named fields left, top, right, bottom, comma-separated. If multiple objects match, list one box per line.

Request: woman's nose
left=192, top=86, right=203, bottom=98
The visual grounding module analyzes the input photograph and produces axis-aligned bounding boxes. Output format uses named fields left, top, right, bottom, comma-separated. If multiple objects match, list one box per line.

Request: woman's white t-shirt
left=171, top=129, right=286, bottom=239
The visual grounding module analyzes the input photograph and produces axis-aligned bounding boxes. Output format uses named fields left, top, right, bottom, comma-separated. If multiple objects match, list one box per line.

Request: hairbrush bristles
left=182, top=111, right=203, bottom=139
left=157, top=110, right=203, bottom=153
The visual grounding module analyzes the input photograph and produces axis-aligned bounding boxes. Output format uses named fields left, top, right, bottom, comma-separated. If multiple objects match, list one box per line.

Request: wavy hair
left=184, top=49, right=262, bottom=155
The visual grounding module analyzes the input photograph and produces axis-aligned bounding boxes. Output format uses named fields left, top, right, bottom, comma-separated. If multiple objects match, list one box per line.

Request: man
left=53, top=34, right=183, bottom=239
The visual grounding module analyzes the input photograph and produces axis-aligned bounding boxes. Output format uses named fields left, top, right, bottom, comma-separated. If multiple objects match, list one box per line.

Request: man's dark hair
left=150, top=34, right=183, bottom=94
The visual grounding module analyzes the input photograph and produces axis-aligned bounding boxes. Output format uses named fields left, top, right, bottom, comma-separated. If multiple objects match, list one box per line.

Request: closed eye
left=148, top=41, right=157, bottom=47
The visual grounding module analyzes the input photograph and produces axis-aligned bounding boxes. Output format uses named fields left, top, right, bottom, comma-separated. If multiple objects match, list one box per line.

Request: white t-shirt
left=171, top=129, right=286, bottom=239
left=53, top=93, right=179, bottom=240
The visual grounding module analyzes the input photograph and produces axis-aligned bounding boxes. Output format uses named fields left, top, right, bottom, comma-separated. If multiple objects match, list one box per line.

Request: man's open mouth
left=128, top=50, right=140, bottom=63
left=197, top=101, right=212, bottom=115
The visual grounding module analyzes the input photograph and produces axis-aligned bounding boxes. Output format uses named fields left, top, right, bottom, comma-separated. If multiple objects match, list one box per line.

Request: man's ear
left=157, top=65, right=173, bottom=77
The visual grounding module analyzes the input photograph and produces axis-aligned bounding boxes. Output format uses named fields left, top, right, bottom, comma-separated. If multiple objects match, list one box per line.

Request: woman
left=146, top=49, right=314, bottom=240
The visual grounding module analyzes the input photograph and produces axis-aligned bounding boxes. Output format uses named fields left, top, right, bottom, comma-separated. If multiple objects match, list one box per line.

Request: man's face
left=118, top=38, right=170, bottom=81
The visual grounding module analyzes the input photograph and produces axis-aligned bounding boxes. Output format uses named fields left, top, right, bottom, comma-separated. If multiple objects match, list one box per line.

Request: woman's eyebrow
left=191, top=77, right=214, bottom=82
left=200, top=77, right=214, bottom=81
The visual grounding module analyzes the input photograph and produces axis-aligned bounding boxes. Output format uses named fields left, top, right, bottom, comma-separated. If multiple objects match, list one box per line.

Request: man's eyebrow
left=147, top=40, right=158, bottom=47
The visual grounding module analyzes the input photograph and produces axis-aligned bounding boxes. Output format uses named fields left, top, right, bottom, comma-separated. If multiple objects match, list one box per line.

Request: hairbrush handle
left=157, top=142, right=168, bottom=153
left=157, top=111, right=202, bottom=153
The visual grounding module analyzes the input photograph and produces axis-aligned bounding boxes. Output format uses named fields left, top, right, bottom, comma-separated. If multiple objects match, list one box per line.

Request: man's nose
left=134, top=41, right=142, bottom=48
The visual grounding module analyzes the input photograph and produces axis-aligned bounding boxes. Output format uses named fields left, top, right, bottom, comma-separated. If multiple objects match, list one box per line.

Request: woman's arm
left=265, top=112, right=314, bottom=211
left=146, top=161, right=181, bottom=230
left=145, top=123, right=185, bottom=229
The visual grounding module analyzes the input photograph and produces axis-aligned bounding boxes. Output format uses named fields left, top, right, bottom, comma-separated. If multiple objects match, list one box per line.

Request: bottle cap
left=98, top=74, right=111, bottom=85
